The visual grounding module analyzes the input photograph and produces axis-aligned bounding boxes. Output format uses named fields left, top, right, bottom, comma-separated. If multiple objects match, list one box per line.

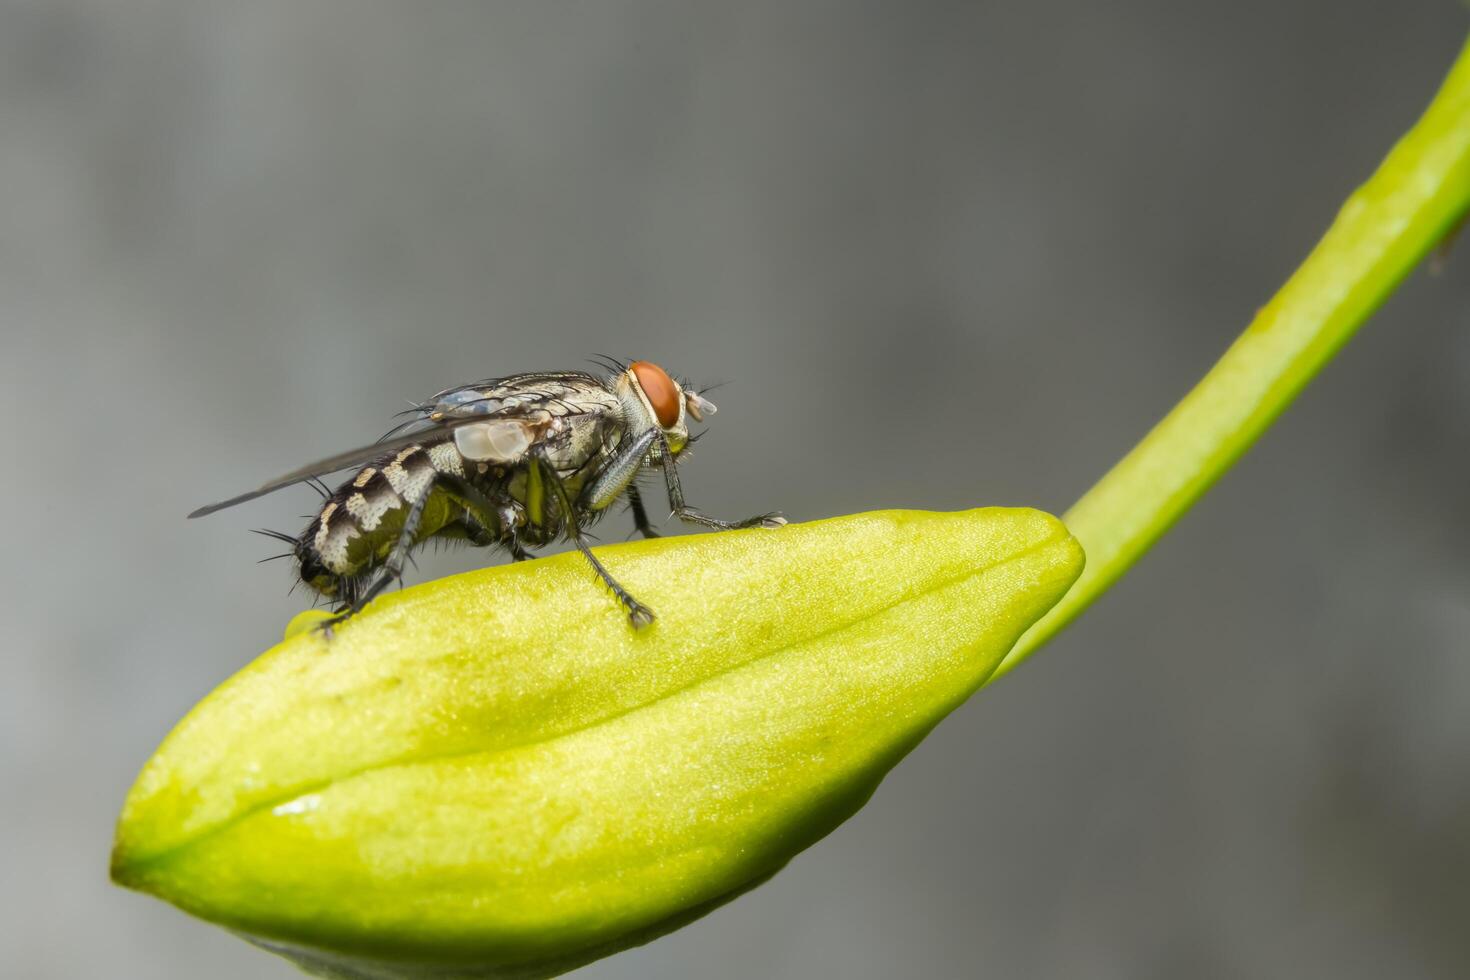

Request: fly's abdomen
left=297, top=443, right=466, bottom=599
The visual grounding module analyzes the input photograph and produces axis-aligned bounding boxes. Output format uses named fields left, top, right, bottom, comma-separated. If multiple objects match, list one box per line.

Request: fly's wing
left=187, top=420, right=482, bottom=518
left=187, top=372, right=619, bottom=519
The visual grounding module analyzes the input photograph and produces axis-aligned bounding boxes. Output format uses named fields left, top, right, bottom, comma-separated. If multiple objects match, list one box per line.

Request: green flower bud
left=112, top=508, right=1082, bottom=979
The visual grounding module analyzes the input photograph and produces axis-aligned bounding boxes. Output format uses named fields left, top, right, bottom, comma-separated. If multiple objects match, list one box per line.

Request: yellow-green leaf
left=112, top=508, right=1082, bottom=979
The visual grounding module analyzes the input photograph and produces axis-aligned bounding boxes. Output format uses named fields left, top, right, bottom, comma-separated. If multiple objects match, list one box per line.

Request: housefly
left=190, top=357, right=785, bottom=629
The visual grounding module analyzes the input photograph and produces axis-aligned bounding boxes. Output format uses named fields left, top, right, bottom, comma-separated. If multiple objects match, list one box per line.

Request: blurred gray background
left=4, top=2, right=1469, bottom=978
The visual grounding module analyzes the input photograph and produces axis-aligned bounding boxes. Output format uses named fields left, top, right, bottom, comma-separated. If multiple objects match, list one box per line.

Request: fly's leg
left=455, top=511, right=532, bottom=561
left=454, top=513, right=497, bottom=547
left=579, top=429, right=661, bottom=538
left=626, top=484, right=661, bottom=539
left=453, top=510, right=537, bottom=561
left=580, top=429, right=655, bottom=512
left=539, top=451, right=655, bottom=628
left=361, top=487, right=431, bottom=603
left=437, top=473, right=536, bottom=564
left=318, top=481, right=432, bottom=633
left=328, top=575, right=367, bottom=619
left=656, top=435, right=786, bottom=531
left=506, top=530, right=535, bottom=562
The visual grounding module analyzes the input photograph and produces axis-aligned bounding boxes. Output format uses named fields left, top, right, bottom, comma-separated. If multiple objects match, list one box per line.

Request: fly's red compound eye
left=631, top=361, right=681, bottom=428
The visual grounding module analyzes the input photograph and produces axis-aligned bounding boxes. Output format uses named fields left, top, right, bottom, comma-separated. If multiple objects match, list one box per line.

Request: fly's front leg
left=320, top=478, right=433, bottom=632
left=656, top=435, right=786, bottom=531
left=540, top=450, right=655, bottom=628
left=579, top=428, right=661, bottom=538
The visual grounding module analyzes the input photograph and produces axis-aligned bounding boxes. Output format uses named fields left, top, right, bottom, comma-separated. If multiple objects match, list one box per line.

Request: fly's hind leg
left=318, top=482, right=433, bottom=633
left=537, top=452, right=655, bottom=628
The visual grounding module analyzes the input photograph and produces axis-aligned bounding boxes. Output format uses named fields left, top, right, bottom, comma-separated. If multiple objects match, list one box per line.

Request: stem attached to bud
left=995, top=33, right=1470, bottom=678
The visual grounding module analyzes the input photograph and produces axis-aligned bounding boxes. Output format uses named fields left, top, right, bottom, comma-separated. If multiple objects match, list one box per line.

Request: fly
left=190, top=358, right=786, bottom=629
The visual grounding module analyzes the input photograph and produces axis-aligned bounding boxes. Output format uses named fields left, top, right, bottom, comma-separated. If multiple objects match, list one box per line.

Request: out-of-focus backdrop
left=5, top=2, right=1469, bottom=978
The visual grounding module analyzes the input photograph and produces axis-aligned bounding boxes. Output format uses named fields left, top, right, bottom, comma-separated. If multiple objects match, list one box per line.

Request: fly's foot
left=673, top=507, right=788, bottom=532
left=314, top=609, right=355, bottom=638
left=625, top=598, right=657, bottom=629
left=723, top=511, right=788, bottom=530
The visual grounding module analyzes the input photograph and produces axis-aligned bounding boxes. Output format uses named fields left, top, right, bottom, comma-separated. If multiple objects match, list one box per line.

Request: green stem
left=993, top=34, right=1470, bottom=679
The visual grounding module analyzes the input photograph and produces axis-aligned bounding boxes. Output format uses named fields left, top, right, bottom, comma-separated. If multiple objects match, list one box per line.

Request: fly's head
left=616, top=360, right=718, bottom=460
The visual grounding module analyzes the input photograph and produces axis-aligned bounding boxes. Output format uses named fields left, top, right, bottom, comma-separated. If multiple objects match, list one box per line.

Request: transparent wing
left=188, top=422, right=473, bottom=518
left=187, top=372, right=615, bottom=519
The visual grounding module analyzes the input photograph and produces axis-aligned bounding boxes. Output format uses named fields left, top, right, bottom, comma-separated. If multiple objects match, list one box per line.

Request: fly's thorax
left=460, top=411, right=616, bottom=478
left=448, top=380, right=624, bottom=472
left=552, top=411, right=621, bottom=473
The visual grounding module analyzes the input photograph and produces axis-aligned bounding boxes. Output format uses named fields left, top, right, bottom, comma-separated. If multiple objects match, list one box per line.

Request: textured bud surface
left=112, top=508, right=1083, bottom=978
